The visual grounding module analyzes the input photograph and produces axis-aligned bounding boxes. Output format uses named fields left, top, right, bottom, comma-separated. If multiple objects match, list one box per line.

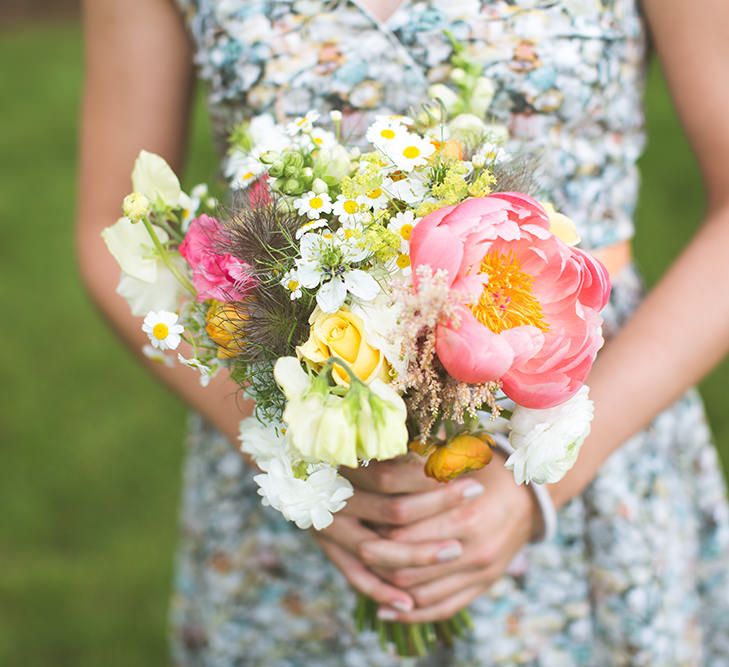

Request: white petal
left=344, top=269, right=380, bottom=301
left=273, top=357, right=311, bottom=399
left=296, top=261, right=322, bottom=288
left=131, top=150, right=181, bottom=207
left=101, top=217, right=161, bottom=282
left=116, top=263, right=182, bottom=316
left=316, top=278, right=347, bottom=313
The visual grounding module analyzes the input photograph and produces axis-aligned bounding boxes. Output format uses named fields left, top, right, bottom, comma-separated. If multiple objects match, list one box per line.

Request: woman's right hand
left=312, top=459, right=485, bottom=610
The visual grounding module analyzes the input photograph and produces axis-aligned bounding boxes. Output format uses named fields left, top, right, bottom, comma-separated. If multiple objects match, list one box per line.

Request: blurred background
left=1, top=3, right=728, bottom=666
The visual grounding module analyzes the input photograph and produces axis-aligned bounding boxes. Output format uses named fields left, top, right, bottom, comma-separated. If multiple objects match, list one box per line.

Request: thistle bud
left=122, top=192, right=150, bottom=222
left=424, top=433, right=494, bottom=482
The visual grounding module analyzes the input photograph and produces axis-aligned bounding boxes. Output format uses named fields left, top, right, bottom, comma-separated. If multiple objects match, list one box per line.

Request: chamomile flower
left=225, top=151, right=265, bottom=190
left=375, top=113, right=414, bottom=126
left=332, top=195, right=367, bottom=226
left=357, top=186, right=389, bottom=211
left=387, top=133, right=435, bottom=172
left=177, top=353, right=218, bottom=387
left=474, top=141, right=511, bottom=165
left=294, top=191, right=333, bottom=219
left=287, top=110, right=320, bottom=136
left=295, top=218, right=329, bottom=239
left=310, top=127, right=336, bottom=149
left=142, top=344, right=174, bottom=367
left=142, top=311, right=184, bottom=350
left=387, top=210, right=420, bottom=252
left=366, top=119, right=408, bottom=149
left=280, top=268, right=303, bottom=300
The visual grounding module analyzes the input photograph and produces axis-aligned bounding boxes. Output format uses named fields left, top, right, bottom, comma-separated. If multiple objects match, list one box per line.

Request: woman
left=77, top=0, right=729, bottom=664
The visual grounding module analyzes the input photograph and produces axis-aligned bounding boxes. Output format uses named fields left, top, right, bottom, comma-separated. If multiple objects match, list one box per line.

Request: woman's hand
left=367, top=453, right=540, bottom=623
left=311, top=457, right=487, bottom=612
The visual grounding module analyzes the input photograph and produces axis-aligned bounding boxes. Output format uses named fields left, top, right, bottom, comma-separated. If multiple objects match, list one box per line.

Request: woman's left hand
left=360, top=453, right=542, bottom=623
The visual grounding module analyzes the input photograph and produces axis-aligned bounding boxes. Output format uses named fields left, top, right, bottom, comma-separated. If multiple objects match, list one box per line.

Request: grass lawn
left=1, top=21, right=727, bottom=667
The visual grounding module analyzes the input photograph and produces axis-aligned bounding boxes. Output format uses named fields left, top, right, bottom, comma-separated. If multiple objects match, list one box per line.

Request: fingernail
left=377, top=608, right=399, bottom=621
left=462, top=482, right=485, bottom=499
left=436, top=543, right=463, bottom=562
left=392, top=599, right=413, bottom=612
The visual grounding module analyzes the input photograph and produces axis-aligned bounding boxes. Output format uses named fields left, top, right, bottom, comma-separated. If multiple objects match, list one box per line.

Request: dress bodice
left=176, top=0, right=648, bottom=249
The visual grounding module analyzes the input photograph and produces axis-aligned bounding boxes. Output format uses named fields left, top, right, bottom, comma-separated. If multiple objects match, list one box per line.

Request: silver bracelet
left=491, top=433, right=558, bottom=543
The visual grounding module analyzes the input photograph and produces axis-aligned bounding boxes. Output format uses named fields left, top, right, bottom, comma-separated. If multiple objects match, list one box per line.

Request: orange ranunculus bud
left=431, top=139, right=464, bottom=161
left=205, top=301, right=247, bottom=359
left=408, top=439, right=436, bottom=457
left=424, top=433, right=494, bottom=482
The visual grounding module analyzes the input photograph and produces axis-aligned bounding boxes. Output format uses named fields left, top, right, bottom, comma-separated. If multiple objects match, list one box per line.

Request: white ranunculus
left=101, top=216, right=169, bottom=282
left=313, top=143, right=352, bottom=181
left=131, top=150, right=181, bottom=207
left=505, top=386, right=594, bottom=485
left=254, top=456, right=354, bottom=530
left=447, top=113, right=488, bottom=143
left=116, top=258, right=184, bottom=316
left=238, top=416, right=289, bottom=465
left=428, top=83, right=460, bottom=114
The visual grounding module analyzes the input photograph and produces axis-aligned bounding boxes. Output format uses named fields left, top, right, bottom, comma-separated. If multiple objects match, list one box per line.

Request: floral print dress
left=170, top=1, right=729, bottom=665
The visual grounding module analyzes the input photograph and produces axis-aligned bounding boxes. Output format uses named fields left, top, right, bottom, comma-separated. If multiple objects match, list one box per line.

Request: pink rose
left=409, top=193, right=611, bottom=409
left=179, top=215, right=255, bottom=302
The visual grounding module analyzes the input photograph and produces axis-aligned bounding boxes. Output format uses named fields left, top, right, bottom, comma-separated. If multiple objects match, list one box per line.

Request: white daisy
left=357, top=185, right=389, bottom=211
left=366, top=119, right=408, bottom=149
left=310, top=127, right=337, bottom=149
left=387, top=210, right=420, bottom=251
left=375, top=113, right=414, bottom=126
left=225, top=151, right=264, bottom=190
left=177, top=353, right=217, bottom=387
left=386, top=133, right=436, bottom=172
left=473, top=141, right=511, bottom=165
left=295, top=218, right=329, bottom=239
left=142, top=311, right=184, bottom=350
left=332, top=194, right=367, bottom=226
left=293, top=191, right=333, bottom=219
left=280, top=268, right=303, bottom=300
left=286, top=110, right=320, bottom=136
left=142, top=344, right=174, bottom=367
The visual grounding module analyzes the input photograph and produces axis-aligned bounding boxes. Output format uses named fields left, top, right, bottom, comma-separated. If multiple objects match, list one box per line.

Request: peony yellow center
left=399, top=223, right=413, bottom=241
left=310, top=196, right=323, bottom=209
left=343, top=199, right=359, bottom=214
left=152, top=323, right=169, bottom=340
left=380, top=128, right=396, bottom=140
left=403, top=145, right=420, bottom=159
left=471, top=250, right=548, bottom=333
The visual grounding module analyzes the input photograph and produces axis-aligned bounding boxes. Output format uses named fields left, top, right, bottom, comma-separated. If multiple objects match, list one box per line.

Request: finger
left=407, top=568, right=491, bottom=609
left=377, top=584, right=485, bottom=624
left=373, top=559, right=481, bottom=588
left=316, top=539, right=415, bottom=611
left=357, top=537, right=464, bottom=569
left=387, top=501, right=484, bottom=543
left=340, top=478, right=485, bottom=526
left=317, top=514, right=381, bottom=555
left=342, top=460, right=442, bottom=494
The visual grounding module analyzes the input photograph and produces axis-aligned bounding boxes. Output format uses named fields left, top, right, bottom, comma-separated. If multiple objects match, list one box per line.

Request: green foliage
left=1, top=23, right=728, bottom=667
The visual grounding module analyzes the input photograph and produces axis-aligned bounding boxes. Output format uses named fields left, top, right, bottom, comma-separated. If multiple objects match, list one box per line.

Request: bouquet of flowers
left=102, top=41, right=610, bottom=657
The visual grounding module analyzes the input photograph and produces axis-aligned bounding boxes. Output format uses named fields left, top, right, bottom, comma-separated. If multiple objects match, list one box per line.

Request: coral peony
left=179, top=215, right=256, bottom=302
left=409, top=193, right=610, bottom=408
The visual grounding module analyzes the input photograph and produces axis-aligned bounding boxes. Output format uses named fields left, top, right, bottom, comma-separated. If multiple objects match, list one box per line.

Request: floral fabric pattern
left=170, top=1, right=729, bottom=665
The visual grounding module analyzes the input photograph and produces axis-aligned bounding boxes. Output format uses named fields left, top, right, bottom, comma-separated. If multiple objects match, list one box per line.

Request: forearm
left=551, top=204, right=729, bottom=507
left=78, top=234, right=251, bottom=446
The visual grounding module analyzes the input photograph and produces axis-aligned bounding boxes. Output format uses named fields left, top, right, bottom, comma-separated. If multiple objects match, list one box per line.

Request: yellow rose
left=542, top=202, right=581, bottom=246
left=205, top=301, right=247, bottom=359
left=425, top=433, right=494, bottom=482
left=297, top=307, right=390, bottom=385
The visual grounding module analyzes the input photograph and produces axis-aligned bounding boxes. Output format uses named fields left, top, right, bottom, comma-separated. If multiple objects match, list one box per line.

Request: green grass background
left=1, top=22, right=727, bottom=667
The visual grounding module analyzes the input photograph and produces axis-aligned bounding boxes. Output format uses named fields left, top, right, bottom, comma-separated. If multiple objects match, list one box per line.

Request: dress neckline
left=348, top=0, right=412, bottom=28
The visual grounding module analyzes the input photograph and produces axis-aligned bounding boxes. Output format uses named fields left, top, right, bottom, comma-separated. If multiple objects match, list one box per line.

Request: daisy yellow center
left=399, top=223, right=413, bottom=240
left=380, top=128, right=396, bottom=140
left=403, top=145, right=420, bottom=159
left=310, top=196, right=324, bottom=209
left=313, top=137, right=323, bottom=145
left=343, top=200, right=359, bottom=214
left=396, top=253, right=411, bottom=268
left=471, top=250, right=548, bottom=334
left=152, top=323, right=169, bottom=340
left=287, top=279, right=300, bottom=291
left=366, top=188, right=382, bottom=199
left=344, top=229, right=356, bottom=239
left=242, top=171, right=255, bottom=181
left=296, top=117, right=307, bottom=127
